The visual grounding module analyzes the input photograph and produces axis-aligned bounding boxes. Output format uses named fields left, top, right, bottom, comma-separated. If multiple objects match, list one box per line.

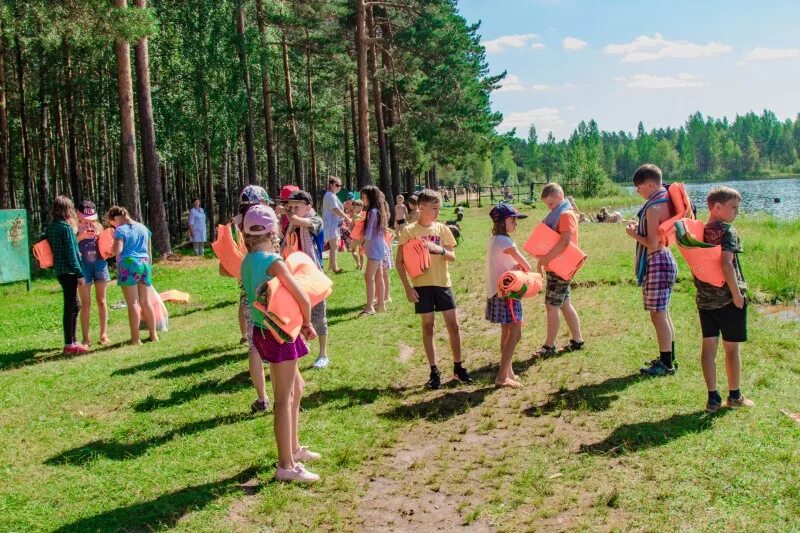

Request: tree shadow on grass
left=301, top=384, right=405, bottom=410
left=45, top=411, right=253, bottom=466
left=112, top=344, right=239, bottom=376
left=133, top=371, right=254, bottom=412
left=152, top=349, right=245, bottom=379
left=168, top=298, right=238, bottom=318
left=579, top=409, right=731, bottom=456
left=524, top=373, right=644, bottom=417
left=53, top=466, right=259, bottom=532
left=380, top=386, right=496, bottom=422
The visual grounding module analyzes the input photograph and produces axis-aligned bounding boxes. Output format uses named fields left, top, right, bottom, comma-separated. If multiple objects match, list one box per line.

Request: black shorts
left=699, top=302, right=747, bottom=342
left=414, top=286, right=457, bottom=314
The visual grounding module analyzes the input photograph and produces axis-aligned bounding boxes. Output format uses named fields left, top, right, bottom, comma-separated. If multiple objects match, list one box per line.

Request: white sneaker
left=275, top=462, right=320, bottom=483
left=293, top=446, right=321, bottom=462
left=313, top=356, right=329, bottom=369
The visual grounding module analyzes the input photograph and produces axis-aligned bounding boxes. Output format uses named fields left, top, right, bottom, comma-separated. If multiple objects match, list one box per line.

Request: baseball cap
left=489, top=203, right=527, bottom=222
left=243, top=204, right=278, bottom=235
left=346, top=191, right=355, bottom=201
left=287, top=190, right=313, bottom=205
left=280, top=185, right=300, bottom=202
left=240, top=185, right=273, bottom=205
left=77, top=200, right=98, bottom=220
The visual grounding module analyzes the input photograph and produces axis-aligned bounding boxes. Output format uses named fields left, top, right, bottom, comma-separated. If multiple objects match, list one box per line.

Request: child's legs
left=420, top=312, right=437, bottom=366
left=560, top=298, right=583, bottom=341
left=498, top=323, right=521, bottom=381
left=364, top=259, right=381, bottom=311
left=121, top=285, right=141, bottom=342
left=700, top=336, right=719, bottom=391
left=311, top=302, right=328, bottom=357
left=249, top=348, right=267, bottom=402
left=723, top=341, right=741, bottom=392
left=373, top=266, right=385, bottom=310
left=544, top=304, right=560, bottom=347
left=138, top=283, right=158, bottom=340
left=78, top=281, right=92, bottom=343
left=270, top=359, right=298, bottom=469
left=238, top=300, right=247, bottom=339
left=95, top=281, right=108, bottom=339
left=383, top=267, right=391, bottom=299
left=291, top=369, right=305, bottom=452
left=649, top=310, right=673, bottom=352
left=441, top=308, right=462, bottom=363
left=327, top=239, right=339, bottom=271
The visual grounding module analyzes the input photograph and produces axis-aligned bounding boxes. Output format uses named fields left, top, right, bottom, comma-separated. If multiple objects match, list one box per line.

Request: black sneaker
left=644, top=357, right=679, bottom=370
left=426, top=368, right=442, bottom=390
left=453, top=365, right=473, bottom=384
left=251, top=398, right=270, bottom=413
left=640, top=360, right=676, bottom=377
left=535, top=345, right=557, bottom=358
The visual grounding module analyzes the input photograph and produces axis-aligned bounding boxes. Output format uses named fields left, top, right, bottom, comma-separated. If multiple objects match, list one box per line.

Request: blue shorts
left=81, top=261, right=110, bottom=284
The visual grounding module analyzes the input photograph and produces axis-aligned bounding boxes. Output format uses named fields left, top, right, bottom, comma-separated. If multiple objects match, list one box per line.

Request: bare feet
left=82, top=339, right=91, bottom=347
left=128, top=339, right=142, bottom=346
left=150, top=336, right=160, bottom=343
left=495, top=377, right=522, bottom=388
left=99, top=336, right=110, bottom=346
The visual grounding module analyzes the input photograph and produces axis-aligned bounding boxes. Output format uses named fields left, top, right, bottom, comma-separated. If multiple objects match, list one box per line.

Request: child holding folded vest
left=694, top=186, right=753, bottom=412
left=625, top=164, right=678, bottom=376
left=284, top=189, right=331, bottom=369
left=76, top=200, right=111, bottom=346
left=486, top=203, right=531, bottom=387
left=240, top=204, right=322, bottom=484
left=396, top=189, right=472, bottom=390
left=534, top=183, right=584, bottom=357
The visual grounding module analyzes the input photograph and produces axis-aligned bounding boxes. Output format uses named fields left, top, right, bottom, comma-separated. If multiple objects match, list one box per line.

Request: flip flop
left=357, top=309, right=375, bottom=318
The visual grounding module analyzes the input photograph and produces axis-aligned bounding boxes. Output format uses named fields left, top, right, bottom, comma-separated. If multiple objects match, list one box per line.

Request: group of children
left=45, top=196, right=159, bottom=354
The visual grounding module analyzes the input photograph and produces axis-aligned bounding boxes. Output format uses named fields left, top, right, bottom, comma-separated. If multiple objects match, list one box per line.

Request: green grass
left=1, top=201, right=799, bottom=531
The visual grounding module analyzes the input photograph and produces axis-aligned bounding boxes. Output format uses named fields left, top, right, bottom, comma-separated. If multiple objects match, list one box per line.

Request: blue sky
left=457, top=0, right=800, bottom=140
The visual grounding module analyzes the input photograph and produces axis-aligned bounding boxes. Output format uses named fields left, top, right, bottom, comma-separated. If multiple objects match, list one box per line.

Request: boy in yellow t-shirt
left=396, top=189, right=472, bottom=389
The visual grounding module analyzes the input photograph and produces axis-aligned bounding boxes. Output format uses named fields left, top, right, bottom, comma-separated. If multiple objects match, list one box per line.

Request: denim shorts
left=81, top=261, right=111, bottom=284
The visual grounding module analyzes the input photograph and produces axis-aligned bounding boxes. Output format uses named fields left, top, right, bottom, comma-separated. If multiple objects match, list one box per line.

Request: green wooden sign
left=0, top=210, right=31, bottom=290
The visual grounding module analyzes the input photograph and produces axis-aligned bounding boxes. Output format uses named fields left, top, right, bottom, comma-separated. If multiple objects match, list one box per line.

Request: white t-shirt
left=486, top=235, right=518, bottom=298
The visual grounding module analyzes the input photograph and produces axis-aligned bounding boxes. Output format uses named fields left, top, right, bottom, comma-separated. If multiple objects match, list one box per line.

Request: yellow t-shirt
left=398, top=221, right=456, bottom=287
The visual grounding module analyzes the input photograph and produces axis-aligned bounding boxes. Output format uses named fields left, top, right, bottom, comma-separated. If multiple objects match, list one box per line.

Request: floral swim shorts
left=117, top=257, right=153, bottom=287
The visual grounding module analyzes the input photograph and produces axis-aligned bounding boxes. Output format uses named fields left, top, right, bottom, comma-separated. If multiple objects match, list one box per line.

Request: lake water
left=623, top=177, right=800, bottom=219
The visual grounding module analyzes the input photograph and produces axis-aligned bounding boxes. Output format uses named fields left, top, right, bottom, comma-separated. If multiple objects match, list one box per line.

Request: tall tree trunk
left=349, top=80, right=360, bottom=188
left=379, top=18, right=401, bottom=200
left=235, top=5, right=257, bottom=185
left=14, top=35, right=33, bottom=223
left=255, top=0, right=277, bottom=197
left=53, top=97, right=68, bottom=196
left=63, top=39, right=81, bottom=201
left=304, top=29, right=318, bottom=207
left=0, top=22, right=9, bottom=209
left=355, top=0, right=371, bottom=185
left=113, top=0, right=140, bottom=219
left=37, top=28, right=50, bottom=230
left=367, top=8, right=391, bottom=213
left=219, top=139, right=229, bottom=225
left=133, top=0, right=171, bottom=253
left=343, top=90, right=352, bottom=191
left=237, top=131, right=245, bottom=191
left=281, top=32, right=302, bottom=187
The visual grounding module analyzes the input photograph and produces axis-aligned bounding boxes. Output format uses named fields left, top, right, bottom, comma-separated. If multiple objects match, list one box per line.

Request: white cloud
left=484, top=33, right=540, bottom=54
left=532, top=84, right=550, bottom=91
left=496, top=74, right=527, bottom=93
left=604, top=33, right=731, bottom=62
left=563, top=37, right=588, bottom=51
left=563, top=82, right=578, bottom=88
left=500, top=107, right=564, bottom=135
left=531, top=43, right=546, bottom=50
left=743, top=47, right=800, bottom=61
left=615, top=73, right=705, bottom=90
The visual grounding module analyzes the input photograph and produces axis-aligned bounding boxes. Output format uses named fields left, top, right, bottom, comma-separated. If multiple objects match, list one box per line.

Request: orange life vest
left=675, top=218, right=726, bottom=287
left=211, top=224, right=246, bottom=280
left=523, top=223, right=587, bottom=281
left=32, top=239, right=54, bottom=269
left=97, top=228, right=115, bottom=260
left=497, top=270, right=543, bottom=299
left=657, top=182, right=694, bottom=246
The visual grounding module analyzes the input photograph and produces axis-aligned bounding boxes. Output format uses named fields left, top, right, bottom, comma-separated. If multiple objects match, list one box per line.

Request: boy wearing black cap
left=286, top=189, right=331, bottom=369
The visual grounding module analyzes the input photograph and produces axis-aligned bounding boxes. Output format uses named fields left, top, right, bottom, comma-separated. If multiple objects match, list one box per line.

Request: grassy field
left=1, top=202, right=799, bottom=531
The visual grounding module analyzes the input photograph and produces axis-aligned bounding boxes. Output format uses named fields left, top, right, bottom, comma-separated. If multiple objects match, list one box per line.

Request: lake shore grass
left=1, top=204, right=798, bottom=531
